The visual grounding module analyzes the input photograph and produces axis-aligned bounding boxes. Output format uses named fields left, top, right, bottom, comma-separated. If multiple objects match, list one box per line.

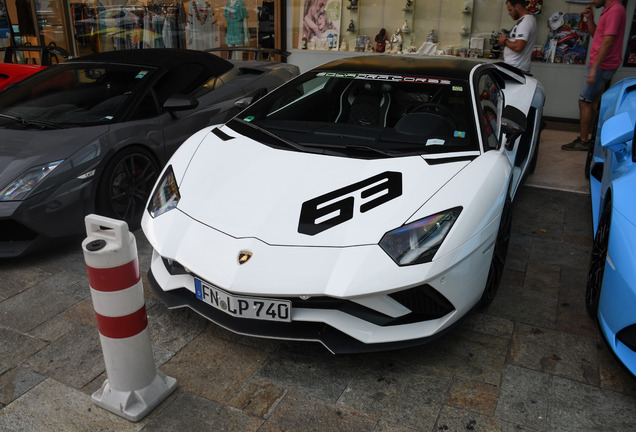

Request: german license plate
left=194, top=278, right=291, bottom=322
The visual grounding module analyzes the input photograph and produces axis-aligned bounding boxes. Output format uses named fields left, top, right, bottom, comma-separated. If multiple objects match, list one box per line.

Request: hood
left=0, top=126, right=108, bottom=189
left=176, top=128, right=471, bottom=247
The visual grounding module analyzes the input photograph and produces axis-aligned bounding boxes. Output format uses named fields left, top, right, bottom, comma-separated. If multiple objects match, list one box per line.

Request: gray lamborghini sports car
left=0, top=48, right=298, bottom=257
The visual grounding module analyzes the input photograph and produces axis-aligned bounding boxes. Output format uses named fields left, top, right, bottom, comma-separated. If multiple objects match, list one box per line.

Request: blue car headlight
left=0, top=160, right=63, bottom=201
left=147, top=165, right=180, bottom=218
left=380, top=207, right=462, bottom=266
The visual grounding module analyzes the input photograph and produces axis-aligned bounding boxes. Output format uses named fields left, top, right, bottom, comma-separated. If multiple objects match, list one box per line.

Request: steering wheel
left=409, top=102, right=458, bottom=128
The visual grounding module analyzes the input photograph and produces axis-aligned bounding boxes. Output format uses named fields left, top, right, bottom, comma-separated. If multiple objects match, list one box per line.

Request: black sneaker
left=561, top=137, right=590, bottom=151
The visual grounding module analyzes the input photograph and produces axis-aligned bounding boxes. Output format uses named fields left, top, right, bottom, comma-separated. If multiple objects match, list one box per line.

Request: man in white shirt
left=496, top=0, right=537, bottom=72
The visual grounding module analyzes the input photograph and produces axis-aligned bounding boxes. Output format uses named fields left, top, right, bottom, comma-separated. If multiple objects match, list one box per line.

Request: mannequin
left=187, top=0, right=218, bottom=50
left=258, top=0, right=275, bottom=49
left=225, top=0, right=250, bottom=57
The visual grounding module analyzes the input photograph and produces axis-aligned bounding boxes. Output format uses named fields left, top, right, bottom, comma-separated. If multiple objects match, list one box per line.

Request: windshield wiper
left=229, top=119, right=314, bottom=153
left=0, top=113, right=62, bottom=129
left=301, top=142, right=399, bottom=157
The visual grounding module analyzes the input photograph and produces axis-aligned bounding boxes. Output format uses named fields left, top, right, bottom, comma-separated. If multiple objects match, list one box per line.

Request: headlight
left=379, top=207, right=462, bottom=266
left=147, top=165, right=180, bottom=218
left=0, top=160, right=63, bottom=201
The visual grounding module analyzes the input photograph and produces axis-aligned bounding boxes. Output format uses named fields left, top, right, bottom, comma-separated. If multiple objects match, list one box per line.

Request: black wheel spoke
left=132, top=188, right=150, bottom=202
left=98, top=149, right=159, bottom=228
left=136, top=166, right=157, bottom=186
left=111, top=190, right=128, bottom=201
left=125, top=156, right=136, bottom=177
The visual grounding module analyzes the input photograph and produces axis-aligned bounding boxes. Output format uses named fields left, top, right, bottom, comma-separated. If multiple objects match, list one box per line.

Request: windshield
left=0, top=63, right=155, bottom=128
left=229, top=70, right=478, bottom=157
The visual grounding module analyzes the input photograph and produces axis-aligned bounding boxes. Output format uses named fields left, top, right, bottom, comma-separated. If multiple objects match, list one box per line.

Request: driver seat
left=337, top=82, right=391, bottom=126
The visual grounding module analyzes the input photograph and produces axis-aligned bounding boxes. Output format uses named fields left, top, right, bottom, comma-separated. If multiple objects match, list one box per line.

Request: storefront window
left=2, top=0, right=71, bottom=60
left=291, top=0, right=595, bottom=63
left=70, top=0, right=261, bottom=56
left=1, top=1, right=11, bottom=48
left=38, top=0, right=71, bottom=48
left=1, top=0, right=281, bottom=60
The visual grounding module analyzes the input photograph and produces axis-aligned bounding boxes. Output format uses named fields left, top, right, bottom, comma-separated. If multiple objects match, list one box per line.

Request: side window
left=153, top=63, right=213, bottom=107
left=477, top=73, right=503, bottom=151
left=129, top=90, right=160, bottom=121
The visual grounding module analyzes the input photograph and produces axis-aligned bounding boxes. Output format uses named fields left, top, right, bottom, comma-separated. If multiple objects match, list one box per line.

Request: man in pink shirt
left=562, top=0, right=626, bottom=151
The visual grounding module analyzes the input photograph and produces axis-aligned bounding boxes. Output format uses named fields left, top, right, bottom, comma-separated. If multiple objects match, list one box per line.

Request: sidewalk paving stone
left=435, top=405, right=529, bottom=432
left=255, top=343, right=362, bottom=402
left=337, top=359, right=451, bottom=431
left=260, top=388, right=378, bottom=432
left=0, top=378, right=143, bottom=432
left=161, top=330, right=270, bottom=403
left=0, top=368, right=45, bottom=406
left=548, top=375, right=636, bottom=431
left=21, top=322, right=103, bottom=389
left=228, top=377, right=287, bottom=418
left=2, top=185, right=636, bottom=431
left=142, top=391, right=263, bottom=431
left=495, top=364, right=551, bottom=430
left=508, top=323, right=599, bottom=386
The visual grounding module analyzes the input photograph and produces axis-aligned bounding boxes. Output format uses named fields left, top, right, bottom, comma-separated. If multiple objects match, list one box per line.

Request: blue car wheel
left=586, top=199, right=611, bottom=317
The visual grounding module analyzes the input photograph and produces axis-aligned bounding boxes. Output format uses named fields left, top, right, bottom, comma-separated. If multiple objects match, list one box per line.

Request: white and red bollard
left=82, top=214, right=177, bottom=422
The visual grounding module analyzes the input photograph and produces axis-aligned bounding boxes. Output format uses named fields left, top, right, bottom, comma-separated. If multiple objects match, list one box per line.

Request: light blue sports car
left=587, top=77, right=636, bottom=376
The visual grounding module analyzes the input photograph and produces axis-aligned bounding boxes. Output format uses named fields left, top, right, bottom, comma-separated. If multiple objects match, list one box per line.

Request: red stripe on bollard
left=87, top=260, right=140, bottom=292
left=95, top=306, right=148, bottom=339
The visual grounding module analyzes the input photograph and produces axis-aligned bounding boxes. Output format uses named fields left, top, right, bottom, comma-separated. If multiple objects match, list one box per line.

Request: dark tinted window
left=476, top=73, right=503, bottom=151
left=153, top=63, right=213, bottom=106
left=232, top=71, right=478, bottom=157
left=0, top=63, right=155, bottom=127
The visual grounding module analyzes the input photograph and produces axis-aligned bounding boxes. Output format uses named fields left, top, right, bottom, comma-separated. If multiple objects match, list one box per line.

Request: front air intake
left=617, top=325, right=636, bottom=352
left=389, top=284, right=455, bottom=321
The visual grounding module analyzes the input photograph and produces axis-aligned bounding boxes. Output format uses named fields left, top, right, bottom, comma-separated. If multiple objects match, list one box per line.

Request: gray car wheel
left=96, top=147, right=159, bottom=229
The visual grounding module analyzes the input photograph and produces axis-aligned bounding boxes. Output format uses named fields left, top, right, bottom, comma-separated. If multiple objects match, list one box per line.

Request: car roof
left=314, top=55, right=485, bottom=80
left=69, top=48, right=234, bottom=77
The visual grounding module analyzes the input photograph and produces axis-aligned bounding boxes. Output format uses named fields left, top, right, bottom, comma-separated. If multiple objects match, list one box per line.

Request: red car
left=0, top=63, right=45, bottom=92
left=0, top=45, right=69, bottom=92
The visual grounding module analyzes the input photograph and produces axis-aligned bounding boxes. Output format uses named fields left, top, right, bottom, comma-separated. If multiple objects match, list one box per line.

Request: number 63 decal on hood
left=298, top=171, right=403, bottom=236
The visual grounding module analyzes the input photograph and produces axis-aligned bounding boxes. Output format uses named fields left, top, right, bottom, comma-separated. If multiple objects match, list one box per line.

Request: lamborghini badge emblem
left=238, top=251, right=253, bottom=265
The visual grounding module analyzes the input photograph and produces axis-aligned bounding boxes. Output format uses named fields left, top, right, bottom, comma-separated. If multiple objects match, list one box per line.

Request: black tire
left=527, top=116, right=543, bottom=174
left=586, top=199, right=611, bottom=317
left=584, top=138, right=594, bottom=179
left=585, top=110, right=600, bottom=179
left=481, top=193, right=513, bottom=306
left=96, top=147, right=160, bottom=229
left=528, top=138, right=540, bottom=174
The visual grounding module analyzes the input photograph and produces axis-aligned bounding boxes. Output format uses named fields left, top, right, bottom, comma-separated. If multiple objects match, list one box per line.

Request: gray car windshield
left=0, top=63, right=155, bottom=128
left=230, top=71, right=478, bottom=157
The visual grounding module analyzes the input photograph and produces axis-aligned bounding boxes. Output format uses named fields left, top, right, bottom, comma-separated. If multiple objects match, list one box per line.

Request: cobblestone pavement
left=1, top=185, right=635, bottom=432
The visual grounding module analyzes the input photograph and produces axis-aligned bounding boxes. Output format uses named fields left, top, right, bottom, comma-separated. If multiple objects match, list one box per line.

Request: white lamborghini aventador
left=141, top=55, right=545, bottom=353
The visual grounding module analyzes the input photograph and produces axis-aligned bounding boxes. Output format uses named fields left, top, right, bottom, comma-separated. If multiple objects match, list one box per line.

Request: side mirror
left=600, top=111, right=635, bottom=154
left=501, top=105, right=527, bottom=149
left=234, top=96, right=254, bottom=110
left=234, top=88, right=268, bottom=110
left=164, top=94, right=199, bottom=119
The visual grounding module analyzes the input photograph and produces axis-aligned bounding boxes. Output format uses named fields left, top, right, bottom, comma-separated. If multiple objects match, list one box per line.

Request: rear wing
left=492, top=62, right=527, bottom=85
